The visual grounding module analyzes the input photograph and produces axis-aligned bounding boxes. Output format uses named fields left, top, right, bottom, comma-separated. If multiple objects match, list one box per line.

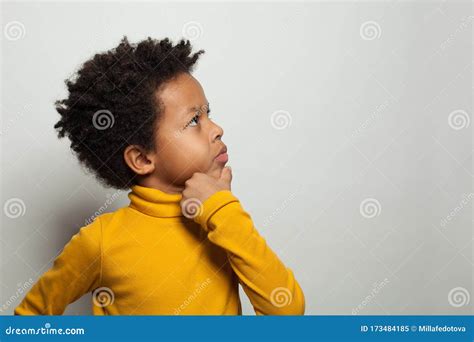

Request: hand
left=180, top=166, right=233, bottom=218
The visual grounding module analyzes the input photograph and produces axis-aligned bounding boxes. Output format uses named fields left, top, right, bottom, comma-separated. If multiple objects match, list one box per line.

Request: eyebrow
left=183, top=102, right=210, bottom=119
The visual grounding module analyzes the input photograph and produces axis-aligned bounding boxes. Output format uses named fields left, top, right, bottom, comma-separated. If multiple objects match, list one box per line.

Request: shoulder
left=82, top=207, right=130, bottom=241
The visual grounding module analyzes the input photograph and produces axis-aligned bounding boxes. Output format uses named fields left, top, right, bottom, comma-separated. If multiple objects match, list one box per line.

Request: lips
left=215, top=146, right=227, bottom=159
left=215, top=145, right=228, bottom=164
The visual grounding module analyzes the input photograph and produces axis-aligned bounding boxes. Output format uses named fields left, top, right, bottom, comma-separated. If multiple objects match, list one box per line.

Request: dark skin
left=123, top=72, right=232, bottom=205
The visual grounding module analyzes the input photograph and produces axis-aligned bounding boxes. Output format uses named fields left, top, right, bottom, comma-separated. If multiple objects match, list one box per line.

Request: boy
left=14, top=37, right=305, bottom=315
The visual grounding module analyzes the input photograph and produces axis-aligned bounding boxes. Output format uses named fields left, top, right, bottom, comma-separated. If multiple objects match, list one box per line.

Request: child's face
left=143, top=72, right=227, bottom=191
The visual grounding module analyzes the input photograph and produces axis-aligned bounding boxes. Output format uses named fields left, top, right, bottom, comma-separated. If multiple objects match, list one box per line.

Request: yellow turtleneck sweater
left=14, top=185, right=305, bottom=315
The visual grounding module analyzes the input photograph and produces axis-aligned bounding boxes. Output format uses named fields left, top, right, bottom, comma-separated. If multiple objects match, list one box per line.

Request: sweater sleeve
left=194, top=190, right=305, bottom=315
left=14, top=217, right=102, bottom=315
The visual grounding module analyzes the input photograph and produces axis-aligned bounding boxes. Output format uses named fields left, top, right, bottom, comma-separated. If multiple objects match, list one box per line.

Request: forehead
left=156, top=73, right=207, bottom=123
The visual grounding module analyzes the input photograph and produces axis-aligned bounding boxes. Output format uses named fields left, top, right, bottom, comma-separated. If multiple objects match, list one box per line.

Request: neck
left=128, top=184, right=184, bottom=218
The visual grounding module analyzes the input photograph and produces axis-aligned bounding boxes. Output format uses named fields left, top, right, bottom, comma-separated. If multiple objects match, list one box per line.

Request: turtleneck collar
left=128, top=184, right=184, bottom=218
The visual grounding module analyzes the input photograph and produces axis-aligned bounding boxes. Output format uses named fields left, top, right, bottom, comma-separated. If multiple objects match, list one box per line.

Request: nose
left=210, top=121, right=224, bottom=142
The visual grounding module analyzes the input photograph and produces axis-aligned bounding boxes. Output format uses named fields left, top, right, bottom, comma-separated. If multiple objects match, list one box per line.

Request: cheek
left=181, top=138, right=210, bottom=165
left=163, top=134, right=211, bottom=173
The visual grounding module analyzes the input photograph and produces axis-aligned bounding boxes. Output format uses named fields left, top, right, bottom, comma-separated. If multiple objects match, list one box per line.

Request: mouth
left=214, top=145, right=228, bottom=164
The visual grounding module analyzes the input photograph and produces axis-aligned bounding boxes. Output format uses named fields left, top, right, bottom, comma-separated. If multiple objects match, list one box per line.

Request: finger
left=220, top=165, right=233, bottom=184
left=207, top=167, right=222, bottom=180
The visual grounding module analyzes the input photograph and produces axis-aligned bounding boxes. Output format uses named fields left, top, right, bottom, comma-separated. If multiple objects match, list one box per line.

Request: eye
left=186, top=112, right=201, bottom=128
left=184, top=108, right=212, bottom=129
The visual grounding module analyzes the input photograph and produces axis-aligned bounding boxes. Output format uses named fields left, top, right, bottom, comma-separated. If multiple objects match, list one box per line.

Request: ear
left=123, top=145, right=156, bottom=176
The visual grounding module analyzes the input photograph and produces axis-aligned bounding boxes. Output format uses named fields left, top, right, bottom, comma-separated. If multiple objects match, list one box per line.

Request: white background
left=1, top=1, right=472, bottom=315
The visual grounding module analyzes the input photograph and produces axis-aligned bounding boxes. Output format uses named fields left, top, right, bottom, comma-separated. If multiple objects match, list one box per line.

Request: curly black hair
left=54, top=36, right=205, bottom=189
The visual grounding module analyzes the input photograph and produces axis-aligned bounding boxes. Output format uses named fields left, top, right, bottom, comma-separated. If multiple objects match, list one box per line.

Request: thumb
left=220, top=165, right=233, bottom=185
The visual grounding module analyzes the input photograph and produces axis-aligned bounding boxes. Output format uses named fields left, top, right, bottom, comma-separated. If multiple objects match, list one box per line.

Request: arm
left=194, top=190, right=305, bottom=315
left=14, top=217, right=102, bottom=315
